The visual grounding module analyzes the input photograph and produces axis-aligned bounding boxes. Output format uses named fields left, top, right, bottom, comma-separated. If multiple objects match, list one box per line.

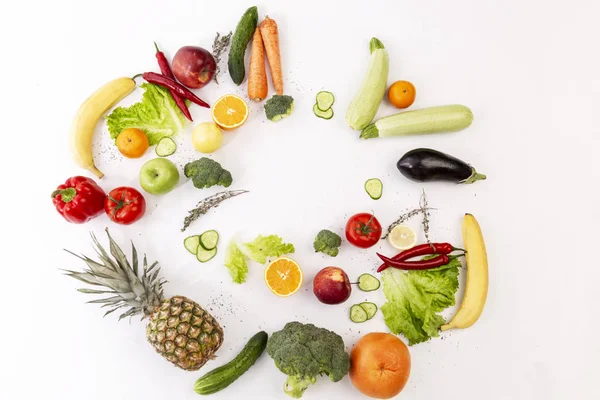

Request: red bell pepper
left=52, top=176, right=106, bottom=223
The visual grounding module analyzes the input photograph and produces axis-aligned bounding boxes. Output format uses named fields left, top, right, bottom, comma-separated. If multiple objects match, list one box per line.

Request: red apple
left=172, top=46, right=216, bottom=89
left=313, top=267, right=352, bottom=305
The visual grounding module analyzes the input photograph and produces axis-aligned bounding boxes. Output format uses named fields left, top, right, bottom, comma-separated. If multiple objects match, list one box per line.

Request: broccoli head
left=265, top=95, right=294, bottom=122
left=184, top=157, right=233, bottom=189
left=313, top=229, right=342, bottom=257
left=266, top=322, right=350, bottom=398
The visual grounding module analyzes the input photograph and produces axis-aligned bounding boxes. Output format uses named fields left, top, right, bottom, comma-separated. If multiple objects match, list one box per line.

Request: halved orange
left=264, top=257, right=303, bottom=297
left=211, top=94, right=249, bottom=130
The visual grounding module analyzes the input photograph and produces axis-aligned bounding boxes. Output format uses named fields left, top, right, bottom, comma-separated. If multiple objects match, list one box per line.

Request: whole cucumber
left=228, top=6, right=258, bottom=85
left=193, top=331, right=268, bottom=395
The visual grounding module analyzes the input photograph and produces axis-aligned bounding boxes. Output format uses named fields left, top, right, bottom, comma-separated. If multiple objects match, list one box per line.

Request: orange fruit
left=350, top=333, right=411, bottom=399
left=116, top=128, right=149, bottom=158
left=264, top=257, right=303, bottom=297
left=387, top=80, right=416, bottom=109
left=211, top=94, right=249, bottom=130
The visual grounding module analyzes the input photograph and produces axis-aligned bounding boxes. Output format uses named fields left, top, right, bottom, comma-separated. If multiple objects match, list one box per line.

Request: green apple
left=139, top=158, right=179, bottom=195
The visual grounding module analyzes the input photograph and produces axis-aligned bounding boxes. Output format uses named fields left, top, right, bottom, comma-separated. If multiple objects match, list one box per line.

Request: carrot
left=259, top=16, right=283, bottom=95
left=248, top=27, right=268, bottom=101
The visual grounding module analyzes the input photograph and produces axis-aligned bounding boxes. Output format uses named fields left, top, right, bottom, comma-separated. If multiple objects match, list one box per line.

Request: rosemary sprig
left=181, top=190, right=248, bottom=232
left=419, top=190, right=432, bottom=244
left=212, top=31, right=232, bottom=84
left=382, top=191, right=435, bottom=240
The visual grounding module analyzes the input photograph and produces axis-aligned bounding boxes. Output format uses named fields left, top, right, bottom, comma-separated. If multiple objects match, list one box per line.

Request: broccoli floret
left=183, top=157, right=232, bottom=189
left=313, top=229, right=342, bottom=257
left=265, top=95, right=294, bottom=122
left=266, top=322, right=350, bottom=398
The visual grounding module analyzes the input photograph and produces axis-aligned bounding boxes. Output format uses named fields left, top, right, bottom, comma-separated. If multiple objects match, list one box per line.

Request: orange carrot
left=259, top=16, right=283, bottom=95
left=248, top=27, right=268, bottom=101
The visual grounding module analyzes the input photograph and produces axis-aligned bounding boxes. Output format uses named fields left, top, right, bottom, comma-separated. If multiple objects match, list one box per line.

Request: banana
left=70, top=77, right=136, bottom=178
left=441, top=213, right=488, bottom=331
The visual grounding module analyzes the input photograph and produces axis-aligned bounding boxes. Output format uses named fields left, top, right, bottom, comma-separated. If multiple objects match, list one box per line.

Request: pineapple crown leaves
left=63, top=228, right=166, bottom=320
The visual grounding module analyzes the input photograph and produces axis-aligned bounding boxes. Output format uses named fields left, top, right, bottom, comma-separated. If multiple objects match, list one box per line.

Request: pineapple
left=65, top=228, right=224, bottom=371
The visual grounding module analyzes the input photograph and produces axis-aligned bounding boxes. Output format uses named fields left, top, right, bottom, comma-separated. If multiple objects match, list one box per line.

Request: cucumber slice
left=350, top=304, right=368, bottom=323
left=364, top=178, right=383, bottom=200
left=196, top=247, right=217, bottom=263
left=313, top=103, right=334, bottom=120
left=199, top=230, right=219, bottom=250
left=359, top=302, right=378, bottom=320
left=155, top=137, right=177, bottom=157
left=184, top=236, right=201, bottom=254
left=316, top=91, right=335, bottom=111
left=357, top=273, right=380, bottom=292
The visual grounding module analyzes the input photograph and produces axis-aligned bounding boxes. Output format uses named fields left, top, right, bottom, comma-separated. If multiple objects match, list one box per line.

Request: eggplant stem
left=461, top=168, right=487, bottom=184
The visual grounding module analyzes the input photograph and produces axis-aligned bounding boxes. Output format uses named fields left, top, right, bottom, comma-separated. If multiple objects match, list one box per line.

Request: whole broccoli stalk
left=313, top=229, right=342, bottom=257
left=266, top=322, right=350, bottom=398
left=184, top=158, right=233, bottom=189
left=265, top=95, right=294, bottom=122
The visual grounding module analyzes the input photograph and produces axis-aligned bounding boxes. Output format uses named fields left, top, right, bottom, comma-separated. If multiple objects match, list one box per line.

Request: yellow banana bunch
left=70, top=77, right=136, bottom=178
left=441, top=213, right=488, bottom=331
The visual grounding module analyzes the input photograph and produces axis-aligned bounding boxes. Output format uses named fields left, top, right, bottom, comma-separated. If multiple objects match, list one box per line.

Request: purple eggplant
left=397, top=148, right=486, bottom=184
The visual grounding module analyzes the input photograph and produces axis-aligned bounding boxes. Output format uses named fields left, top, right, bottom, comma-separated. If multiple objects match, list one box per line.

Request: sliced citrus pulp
left=388, top=225, right=417, bottom=250
left=211, top=94, right=249, bottom=130
left=264, top=257, right=303, bottom=297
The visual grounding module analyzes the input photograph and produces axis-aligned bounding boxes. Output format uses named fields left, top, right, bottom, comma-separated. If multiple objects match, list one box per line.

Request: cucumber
left=228, top=6, right=258, bottom=85
left=357, top=273, right=380, bottom=292
left=184, top=236, right=201, bottom=255
left=364, top=178, right=383, bottom=200
left=316, top=91, right=335, bottom=111
left=360, top=105, right=474, bottom=139
left=155, top=137, right=176, bottom=157
left=359, top=302, right=378, bottom=320
left=200, top=230, right=219, bottom=250
left=196, top=247, right=217, bottom=263
left=350, top=304, right=368, bottom=323
left=194, top=331, right=268, bottom=395
left=313, top=103, right=334, bottom=120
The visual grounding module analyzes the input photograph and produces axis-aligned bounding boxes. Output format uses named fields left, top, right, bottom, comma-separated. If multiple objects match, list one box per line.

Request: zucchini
left=360, top=105, right=474, bottom=139
left=345, top=38, right=389, bottom=130
left=228, top=6, right=258, bottom=85
left=155, top=137, right=176, bottom=157
left=359, top=302, right=378, bottom=320
left=196, top=247, right=217, bottom=263
left=316, top=91, right=335, bottom=111
left=184, top=236, right=201, bottom=255
left=200, top=230, right=219, bottom=250
left=194, top=331, right=268, bottom=395
left=357, top=273, right=380, bottom=291
left=350, top=304, right=368, bottom=323
left=364, top=178, right=383, bottom=200
left=313, top=103, right=334, bottom=120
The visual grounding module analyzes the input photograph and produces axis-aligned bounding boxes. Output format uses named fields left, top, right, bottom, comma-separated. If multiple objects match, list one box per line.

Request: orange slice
left=264, top=257, right=303, bottom=297
left=211, top=94, right=249, bottom=130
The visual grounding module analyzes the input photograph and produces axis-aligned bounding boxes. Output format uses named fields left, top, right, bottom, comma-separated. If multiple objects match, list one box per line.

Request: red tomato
left=345, top=213, right=382, bottom=248
left=104, top=187, right=146, bottom=225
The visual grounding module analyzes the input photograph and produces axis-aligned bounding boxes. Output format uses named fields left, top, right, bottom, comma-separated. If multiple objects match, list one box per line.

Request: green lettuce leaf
left=224, top=241, right=248, bottom=284
left=381, top=257, right=460, bottom=345
left=106, top=83, right=188, bottom=145
left=241, top=235, right=295, bottom=264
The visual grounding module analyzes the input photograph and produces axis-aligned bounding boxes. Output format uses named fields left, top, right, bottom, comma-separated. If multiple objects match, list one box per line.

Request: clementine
left=116, top=128, right=149, bottom=158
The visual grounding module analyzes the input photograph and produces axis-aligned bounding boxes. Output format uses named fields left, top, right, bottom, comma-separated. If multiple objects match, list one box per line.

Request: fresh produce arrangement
left=57, top=5, right=490, bottom=398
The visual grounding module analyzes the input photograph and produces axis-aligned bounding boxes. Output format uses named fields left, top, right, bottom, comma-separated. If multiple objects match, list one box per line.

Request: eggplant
left=397, top=148, right=486, bottom=184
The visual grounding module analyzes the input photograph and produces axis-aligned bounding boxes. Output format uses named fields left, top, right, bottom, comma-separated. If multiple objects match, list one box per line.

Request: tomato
left=104, top=187, right=146, bottom=225
left=345, top=213, right=382, bottom=248
left=116, top=128, right=149, bottom=158
left=388, top=80, right=416, bottom=109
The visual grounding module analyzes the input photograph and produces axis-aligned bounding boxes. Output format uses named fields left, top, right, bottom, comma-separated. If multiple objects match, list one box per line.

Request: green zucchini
left=345, top=38, right=389, bottom=130
left=313, top=103, right=334, bottom=120
left=194, top=331, right=268, bottom=395
left=228, top=6, right=258, bottom=85
left=360, top=105, right=474, bottom=139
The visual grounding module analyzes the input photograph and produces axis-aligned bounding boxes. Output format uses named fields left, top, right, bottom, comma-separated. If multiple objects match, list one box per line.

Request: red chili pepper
left=141, top=72, right=209, bottom=108
left=377, top=242, right=462, bottom=272
left=377, top=253, right=450, bottom=271
left=154, top=43, right=192, bottom=121
left=51, top=176, right=106, bottom=224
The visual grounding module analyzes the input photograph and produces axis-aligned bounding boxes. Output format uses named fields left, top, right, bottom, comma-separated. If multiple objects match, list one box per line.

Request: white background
left=2, top=0, right=599, bottom=399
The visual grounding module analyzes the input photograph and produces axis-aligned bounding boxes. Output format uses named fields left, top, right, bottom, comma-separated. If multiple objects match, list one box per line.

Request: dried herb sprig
left=419, top=190, right=432, bottom=244
left=382, top=193, right=436, bottom=240
left=181, top=189, right=248, bottom=232
left=212, top=31, right=232, bottom=84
